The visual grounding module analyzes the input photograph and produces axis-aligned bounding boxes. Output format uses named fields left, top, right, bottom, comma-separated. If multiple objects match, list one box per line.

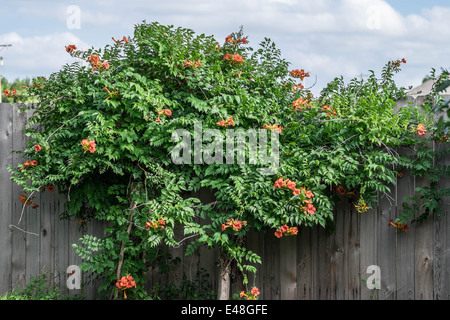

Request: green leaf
left=435, top=80, right=450, bottom=93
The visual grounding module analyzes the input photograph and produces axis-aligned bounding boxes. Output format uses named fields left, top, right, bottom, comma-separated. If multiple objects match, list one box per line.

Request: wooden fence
left=0, top=100, right=449, bottom=300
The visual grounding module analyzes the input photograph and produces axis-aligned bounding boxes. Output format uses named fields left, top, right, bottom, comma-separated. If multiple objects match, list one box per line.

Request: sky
left=1, top=0, right=449, bottom=95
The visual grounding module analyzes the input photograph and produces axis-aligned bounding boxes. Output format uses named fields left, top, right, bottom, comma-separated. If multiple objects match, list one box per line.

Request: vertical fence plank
left=11, top=105, right=27, bottom=289
left=197, top=243, right=217, bottom=298
left=296, top=226, right=312, bottom=299
left=433, top=214, right=446, bottom=299
left=348, top=202, right=361, bottom=299
left=184, top=233, right=200, bottom=292
left=395, top=148, right=416, bottom=300
left=377, top=188, right=397, bottom=299
left=445, top=210, right=450, bottom=300
left=262, top=231, right=280, bottom=299
left=170, top=224, right=186, bottom=295
left=434, top=142, right=450, bottom=299
left=360, top=204, right=378, bottom=300
left=25, top=189, right=40, bottom=287
left=23, top=108, right=40, bottom=287
left=414, top=202, right=434, bottom=300
left=311, top=224, right=329, bottom=299
left=445, top=196, right=450, bottom=300
left=330, top=199, right=345, bottom=299
left=39, top=189, right=55, bottom=286
left=69, top=218, right=86, bottom=297
left=79, top=218, right=105, bottom=299
left=0, top=103, right=13, bottom=294
left=414, top=150, right=434, bottom=299
left=54, top=195, right=69, bottom=296
left=245, top=228, right=263, bottom=298
left=279, top=235, right=297, bottom=299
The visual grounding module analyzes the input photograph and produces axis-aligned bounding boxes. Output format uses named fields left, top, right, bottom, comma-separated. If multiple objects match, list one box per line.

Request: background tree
left=1, top=77, right=35, bottom=103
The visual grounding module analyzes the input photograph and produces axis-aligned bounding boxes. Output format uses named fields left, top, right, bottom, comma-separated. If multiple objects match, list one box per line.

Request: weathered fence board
left=296, top=226, right=312, bottom=299
left=0, top=104, right=12, bottom=292
left=11, top=107, right=27, bottom=290
left=279, top=235, right=296, bottom=299
left=395, top=149, right=415, bottom=299
left=434, top=143, right=450, bottom=299
left=359, top=202, right=377, bottom=300
left=0, top=101, right=449, bottom=300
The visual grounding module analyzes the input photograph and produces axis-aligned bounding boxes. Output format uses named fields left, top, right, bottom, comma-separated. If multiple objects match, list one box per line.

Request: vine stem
left=17, top=190, right=35, bottom=225
left=113, top=200, right=137, bottom=300
left=8, top=224, right=39, bottom=236
left=45, top=114, right=79, bottom=143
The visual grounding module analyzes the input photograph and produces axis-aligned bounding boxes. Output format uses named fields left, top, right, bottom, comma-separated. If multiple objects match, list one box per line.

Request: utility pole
left=0, top=44, right=12, bottom=103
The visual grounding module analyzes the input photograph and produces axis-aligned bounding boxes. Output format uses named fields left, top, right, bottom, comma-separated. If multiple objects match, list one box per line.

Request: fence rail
left=0, top=100, right=449, bottom=299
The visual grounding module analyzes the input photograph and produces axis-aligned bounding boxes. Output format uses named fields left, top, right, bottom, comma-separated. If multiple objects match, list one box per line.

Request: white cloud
left=1, top=0, right=449, bottom=92
left=0, top=32, right=90, bottom=80
left=79, top=10, right=122, bottom=27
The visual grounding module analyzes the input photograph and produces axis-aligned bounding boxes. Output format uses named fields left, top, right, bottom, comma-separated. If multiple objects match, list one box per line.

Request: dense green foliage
left=396, top=68, right=450, bottom=225
left=0, top=274, right=83, bottom=300
left=8, top=22, right=446, bottom=299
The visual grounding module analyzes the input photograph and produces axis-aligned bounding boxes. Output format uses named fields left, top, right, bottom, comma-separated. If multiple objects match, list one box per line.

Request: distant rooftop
left=407, top=79, right=450, bottom=98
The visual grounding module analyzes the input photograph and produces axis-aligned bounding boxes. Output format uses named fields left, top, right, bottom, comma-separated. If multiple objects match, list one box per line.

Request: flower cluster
left=3, top=89, right=18, bottom=99
left=40, top=185, right=55, bottom=192
left=274, top=177, right=316, bottom=214
left=334, top=185, right=347, bottom=195
left=112, top=36, right=128, bottom=46
left=102, top=86, right=119, bottom=101
left=19, top=194, right=31, bottom=206
left=222, top=218, right=247, bottom=231
left=274, top=224, right=298, bottom=238
left=65, top=45, right=83, bottom=59
left=333, top=185, right=357, bottom=198
left=239, top=287, right=260, bottom=300
left=216, top=116, right=235, bottom=127
left=263, top=124, right=283, bottom=133
left=274, top=177, right=317, bottom=215
left=65, top=45, right=77, bottom=53
left=292, top=97, right=311, bottom=111
left=303, top=200, right=316, bottom=215
left=434, top=133, right=449, bottom=143
left=355, top=197, right=369, bottom=213
left=274, top=177, right=312, bottom=197
left=116, top=275, right=136, bottom=299
left=392, top=58, right=406, bottom=67
left=183, top=59, right=202, bottom=69
left=81, top=139, right=96, bottom=153
left=389, top=220, right=408, bottom=232
left=321, top=105, right=337, bottom=116
left=20, top=160, right=38, bottom=172
left=291, top=83, right=304, bottom=92
left=145, top=218, right=166, bottom=230
left=159, top=109, right=172, bottom=116
left=416, top=124, right=427, bottom=136
left=223, top=53, right=244, bottom=64
left=225, top=35, right=247, bottom=45
left=19, top=194, right=39, bottom=209
left=87, top=54, right=110, bottom=72
left=156, top=109, right=172, bottom=123
left=289, top=69, right=309, bottom=80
